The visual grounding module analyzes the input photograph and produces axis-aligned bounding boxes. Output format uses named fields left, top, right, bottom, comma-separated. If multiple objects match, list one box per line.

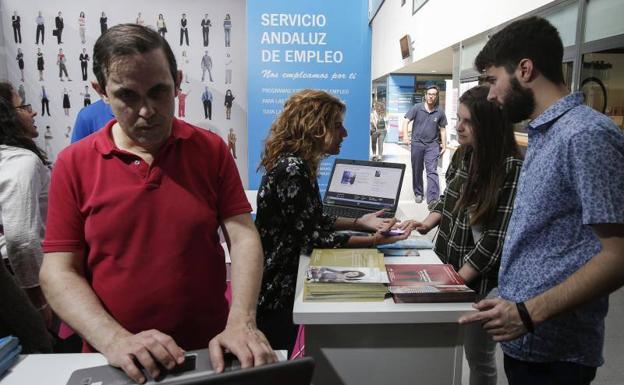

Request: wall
left=1, top=0, right=249, bottom=183
left=371, top=0, right=556, bottom=79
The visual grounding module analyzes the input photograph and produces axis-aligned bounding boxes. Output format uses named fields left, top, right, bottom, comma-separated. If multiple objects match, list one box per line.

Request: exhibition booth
left=1, top=0, right=623, bottom=384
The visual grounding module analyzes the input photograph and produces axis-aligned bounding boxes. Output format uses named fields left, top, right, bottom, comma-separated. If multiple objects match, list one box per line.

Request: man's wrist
left=226, top=308, right=257, bottom=328
left=516, top=301, right=535, bottom=333
left=100, top=327, right=132, bottom=356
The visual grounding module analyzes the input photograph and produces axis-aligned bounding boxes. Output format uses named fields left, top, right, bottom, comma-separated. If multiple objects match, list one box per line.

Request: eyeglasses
left=15, top=104, right=32, bottom=113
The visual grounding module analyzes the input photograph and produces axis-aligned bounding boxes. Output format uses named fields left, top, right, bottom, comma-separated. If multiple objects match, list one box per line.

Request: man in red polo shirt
left=40, top=24, right=276, bottom=384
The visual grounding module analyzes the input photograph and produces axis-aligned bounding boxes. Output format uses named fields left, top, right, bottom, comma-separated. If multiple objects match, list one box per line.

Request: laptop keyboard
left=323, top=205, right=393, bottom=219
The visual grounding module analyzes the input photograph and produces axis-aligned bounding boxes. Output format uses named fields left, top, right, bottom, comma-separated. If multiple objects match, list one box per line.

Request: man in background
left=70, top=99, right=114, bottom=143
left=402, top=85, right=447, bottom=204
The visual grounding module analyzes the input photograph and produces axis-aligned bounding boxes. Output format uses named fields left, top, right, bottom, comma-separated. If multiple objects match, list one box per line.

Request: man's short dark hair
left=425, top=85, right=439, bottom=94
left=475, top=16, right=564, bottom=85
left=93, top=24, right=178, bottom=90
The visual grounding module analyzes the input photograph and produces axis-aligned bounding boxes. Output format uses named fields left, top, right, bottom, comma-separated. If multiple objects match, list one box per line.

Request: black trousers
left=41, top=98, right=50, bottom=116
left=180, top=28, right=189, bottom=45
left=56, top=28, right=63, bottom=44
left=504, top=354, right=597, bottom=385
left=203, top=100, right=212, bottom=119
left=13, top=25, right=21, bottom=43
left=81, top=62, right=88, bottom=80
left=202, top=27, right=209, bottom=46
left=36, top=25, right=44, bottom=44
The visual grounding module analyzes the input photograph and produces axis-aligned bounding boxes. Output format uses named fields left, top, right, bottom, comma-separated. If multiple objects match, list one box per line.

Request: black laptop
left=323, top=159, right=406, bottom=218
left=65, top=349, right=314, bottom=385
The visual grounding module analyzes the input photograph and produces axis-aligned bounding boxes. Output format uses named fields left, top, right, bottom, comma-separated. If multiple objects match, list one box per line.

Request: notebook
left=323, top=159, right=405, bottom=218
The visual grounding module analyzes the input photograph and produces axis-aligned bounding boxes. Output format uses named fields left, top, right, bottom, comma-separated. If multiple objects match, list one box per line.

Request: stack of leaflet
left=0, top=336, right=21, bottom=378
left=304, top=249, right=389, bottom=302
left=377, top=238, right=434, bottom=257
left=386, top=264, right=476, bottom=303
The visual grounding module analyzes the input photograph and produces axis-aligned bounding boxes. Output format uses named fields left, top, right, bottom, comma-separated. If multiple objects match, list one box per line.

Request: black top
left=255, top=155, right=349, bottom=312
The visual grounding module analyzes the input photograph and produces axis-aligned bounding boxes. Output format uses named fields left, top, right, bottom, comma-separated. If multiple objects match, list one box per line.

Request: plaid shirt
left=431, top=147, right=522, bottom=295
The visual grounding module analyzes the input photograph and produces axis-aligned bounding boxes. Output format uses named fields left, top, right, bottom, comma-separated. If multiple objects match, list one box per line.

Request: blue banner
left=247, top=1, right=372, bottom=191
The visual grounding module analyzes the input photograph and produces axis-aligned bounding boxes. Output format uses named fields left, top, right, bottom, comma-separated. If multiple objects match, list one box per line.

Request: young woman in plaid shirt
left=401, top=85, right=523, bottom=385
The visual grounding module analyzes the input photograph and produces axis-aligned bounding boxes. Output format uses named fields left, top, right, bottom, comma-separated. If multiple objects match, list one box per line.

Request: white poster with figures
left=0, top=0, right=249, bottom=184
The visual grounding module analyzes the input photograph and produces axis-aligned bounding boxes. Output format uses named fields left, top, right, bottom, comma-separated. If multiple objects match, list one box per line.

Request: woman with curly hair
left=255, top=89, right=410, bottom=353
left=0, top=81, right=53, bottom=352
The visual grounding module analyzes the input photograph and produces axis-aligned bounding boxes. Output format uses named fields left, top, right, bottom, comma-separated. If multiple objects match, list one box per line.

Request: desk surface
left=293, top=248, right=476, bottom=325
left=2, top=351, right=288, bottom=385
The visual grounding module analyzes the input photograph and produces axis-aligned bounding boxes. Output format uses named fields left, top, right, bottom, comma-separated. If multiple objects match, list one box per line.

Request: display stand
left=293, top=251, right=475, bottom=385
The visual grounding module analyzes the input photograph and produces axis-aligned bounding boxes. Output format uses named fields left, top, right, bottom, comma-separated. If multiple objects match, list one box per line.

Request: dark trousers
left=410, top=141, right=440, bottom=202
left=59, top=64, right=68, bottom=78
left=84, top=98, right=91, bottom=107
left=56, top=28, right=63, bottom=44
left=13, top=25, right=21, bottom=43
left=203, top=100, right=212, bottom=119
left=202, top=28, right=209, bottom=46
left=504, top=354, right=597, bottom=385
left=36, top=25, right=44, bottom=44
left=41, top=98, right=50, bottom=116
left=180, top=28, right=189, bottom=45
left=257, top=308, right=299, bottom=357
left=81, top=62, right=88, bottom=80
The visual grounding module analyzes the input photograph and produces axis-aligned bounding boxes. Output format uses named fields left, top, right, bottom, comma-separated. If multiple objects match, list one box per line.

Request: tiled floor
left=381, top=142, right=624, bottom=385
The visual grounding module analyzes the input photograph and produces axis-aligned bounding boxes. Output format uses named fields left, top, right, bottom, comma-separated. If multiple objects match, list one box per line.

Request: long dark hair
left=0, top=82, right=49, bottom=165
left=454, top=85, right=520, bottom=225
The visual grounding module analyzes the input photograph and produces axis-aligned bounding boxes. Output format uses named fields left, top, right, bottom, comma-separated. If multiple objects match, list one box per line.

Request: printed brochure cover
left=386, top=264, right=476, bottom=303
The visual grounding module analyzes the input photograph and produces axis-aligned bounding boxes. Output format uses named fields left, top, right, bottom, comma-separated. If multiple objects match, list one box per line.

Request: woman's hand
left=357, top=210, right=397, bottom=232
left=373, top=227, right=412, bottom=246
left=398, top=219, right=431, bottom=235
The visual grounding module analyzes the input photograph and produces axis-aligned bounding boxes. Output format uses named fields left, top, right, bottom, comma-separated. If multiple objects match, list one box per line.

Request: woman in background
left=99, top=12, right=108, bottom=35
left=224, top=89, right=235, bottom=120
left=400, top=85, right=523, bottom=385
left=0, top=82, right=53, bottom=352
left=16, top=48, right=25, bottom=82
left=223, top=14, right=232, bottom=47
left=255, top=89, right=410, bottom=354
left=157, top=14, right=167, bottom=38
left=62, top=88, right=71, bottom=116
left=78, top=11, right=86, bottom=44
left=369, top=101, right=387, bottom=161
left=36, top=48, right=44, bottom=81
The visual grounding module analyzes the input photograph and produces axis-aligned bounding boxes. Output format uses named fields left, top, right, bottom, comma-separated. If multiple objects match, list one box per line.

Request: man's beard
left=503, top=76, right=536, bottom=123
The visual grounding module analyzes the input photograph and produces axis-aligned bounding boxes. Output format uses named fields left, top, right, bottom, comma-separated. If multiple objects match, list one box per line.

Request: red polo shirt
left=43, top=118, right=251, bottom=351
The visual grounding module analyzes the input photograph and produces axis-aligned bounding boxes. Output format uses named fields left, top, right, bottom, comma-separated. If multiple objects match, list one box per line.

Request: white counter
left=293, top=250, right=475, bottom=325
left=293, top=247, right=475, bottom=385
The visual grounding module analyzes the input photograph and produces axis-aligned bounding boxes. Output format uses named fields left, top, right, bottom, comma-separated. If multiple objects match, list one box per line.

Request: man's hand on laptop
left=357, top=209, right=397, bottom=232
left=103, top=329, right=186, bottom=384
left=208, top=318, right=277, bottom=373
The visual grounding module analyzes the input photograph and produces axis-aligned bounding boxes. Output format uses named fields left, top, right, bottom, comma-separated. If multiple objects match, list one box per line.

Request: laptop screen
left=324, top=159, right=405, bottom=211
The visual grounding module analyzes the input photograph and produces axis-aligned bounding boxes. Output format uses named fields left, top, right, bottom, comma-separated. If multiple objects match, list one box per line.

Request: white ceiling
left=392, top=45, right=455, bottom=76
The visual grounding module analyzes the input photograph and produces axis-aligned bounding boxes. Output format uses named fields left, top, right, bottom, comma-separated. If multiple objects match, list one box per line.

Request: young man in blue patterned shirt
left=459, top=16, right=624, bottom=385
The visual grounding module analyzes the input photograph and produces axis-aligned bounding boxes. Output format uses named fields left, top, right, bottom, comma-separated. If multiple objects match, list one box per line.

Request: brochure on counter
left=386, top=264, right=476, bottom=303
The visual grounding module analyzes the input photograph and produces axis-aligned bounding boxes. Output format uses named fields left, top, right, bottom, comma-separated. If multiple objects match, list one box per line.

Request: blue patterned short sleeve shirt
left=499, top=92, right=624, bottom=367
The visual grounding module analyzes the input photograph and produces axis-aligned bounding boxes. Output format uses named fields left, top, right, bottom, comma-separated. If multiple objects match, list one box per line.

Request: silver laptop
left=65, top=349, right=314, bottom=385
left=323, top=159, right=405, bottom=218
